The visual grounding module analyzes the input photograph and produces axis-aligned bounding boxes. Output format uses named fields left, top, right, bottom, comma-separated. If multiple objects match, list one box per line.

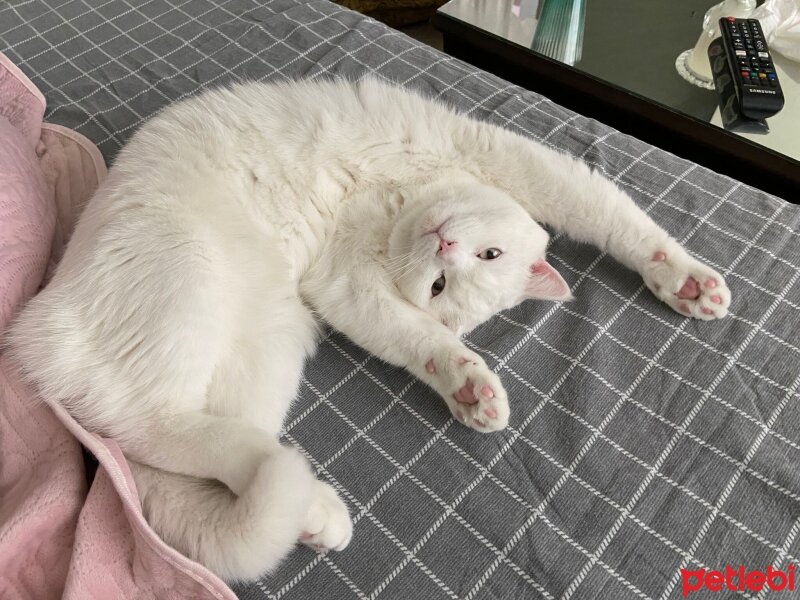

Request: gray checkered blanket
left=2, top=1, right=799, bottom=599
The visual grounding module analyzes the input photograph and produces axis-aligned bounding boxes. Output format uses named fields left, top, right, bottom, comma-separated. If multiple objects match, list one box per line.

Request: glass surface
left=439, top=0, right=799, bottom=163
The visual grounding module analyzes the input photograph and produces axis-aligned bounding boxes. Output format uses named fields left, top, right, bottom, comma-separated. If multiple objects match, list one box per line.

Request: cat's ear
left=524, top=259, right=573, bottom=301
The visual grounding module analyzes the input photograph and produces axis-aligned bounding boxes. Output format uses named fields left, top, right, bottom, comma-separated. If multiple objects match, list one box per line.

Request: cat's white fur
left=5, top=78, right=731, bottom=581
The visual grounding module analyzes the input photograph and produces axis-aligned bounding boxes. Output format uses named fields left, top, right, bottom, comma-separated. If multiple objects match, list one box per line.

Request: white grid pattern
left=3, top=1, right=800, bottom=599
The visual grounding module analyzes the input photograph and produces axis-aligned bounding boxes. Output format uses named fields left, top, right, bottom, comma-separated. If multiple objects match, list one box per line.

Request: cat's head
left=388, top=180, right=572, bottom=335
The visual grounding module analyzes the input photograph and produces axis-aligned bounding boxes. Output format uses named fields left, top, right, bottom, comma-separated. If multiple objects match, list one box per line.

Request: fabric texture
left=1, top=1, right=799, bottom=599
left=0, top=52, right=235, bottom=600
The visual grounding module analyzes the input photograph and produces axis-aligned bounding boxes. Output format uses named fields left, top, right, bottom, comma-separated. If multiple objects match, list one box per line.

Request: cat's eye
left=478, top=248, right=503, bottom=260
left=431, top=274, right=446, bottom=297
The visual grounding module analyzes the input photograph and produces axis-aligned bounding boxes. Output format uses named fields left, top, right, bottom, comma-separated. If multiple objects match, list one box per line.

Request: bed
left=2, top=1, right=799, bottom=599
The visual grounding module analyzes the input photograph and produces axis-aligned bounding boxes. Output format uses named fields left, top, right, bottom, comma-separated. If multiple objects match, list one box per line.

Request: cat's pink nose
left=438, top=238, right=456, bottom=255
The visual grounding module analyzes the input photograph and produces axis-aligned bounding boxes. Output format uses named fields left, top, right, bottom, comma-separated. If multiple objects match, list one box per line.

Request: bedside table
left=434, top=0, right=799, bottom=201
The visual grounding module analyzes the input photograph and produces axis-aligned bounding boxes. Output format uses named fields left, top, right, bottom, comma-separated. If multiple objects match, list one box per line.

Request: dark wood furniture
left=433, top=0, right=799, bottom=201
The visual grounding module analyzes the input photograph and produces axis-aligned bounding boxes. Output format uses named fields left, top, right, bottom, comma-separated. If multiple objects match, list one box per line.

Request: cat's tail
left=128, top=448, right=314, bottom=582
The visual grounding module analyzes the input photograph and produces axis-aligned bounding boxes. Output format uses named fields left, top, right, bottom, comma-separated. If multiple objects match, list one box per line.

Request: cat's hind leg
left=205, top=291, right=353, bottom=554
left=205, top=287, right=320, bottom=437
left=300, top=479, right=354, bottom=553
left=127, top=411, right=292, bottom=496
left=129, top=447, right=315, bottom=581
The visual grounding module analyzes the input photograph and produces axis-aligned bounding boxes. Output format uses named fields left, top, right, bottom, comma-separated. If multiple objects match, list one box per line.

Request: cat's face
left=388, top=181, right=571, bottom=335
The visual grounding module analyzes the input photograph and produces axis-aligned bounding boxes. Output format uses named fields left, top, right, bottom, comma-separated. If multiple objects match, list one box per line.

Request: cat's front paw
left=300, top=481, right=352, bottom=553
left=426, top=349, right=509, bottom=432
left=643, top=250, right=731, bottom=320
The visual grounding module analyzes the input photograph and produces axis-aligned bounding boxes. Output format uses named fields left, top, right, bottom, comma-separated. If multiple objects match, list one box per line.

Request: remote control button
left=767, top=73, right=776, bottom=80
left=736, top=50, right=747, bottom=56
left=728, top=16, right=736, bottom=21
left=758, top=51, right=769, bottom=58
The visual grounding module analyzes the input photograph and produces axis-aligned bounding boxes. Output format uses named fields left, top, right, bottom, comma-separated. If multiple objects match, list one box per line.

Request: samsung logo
left=748, top=89, right=777, bottom=94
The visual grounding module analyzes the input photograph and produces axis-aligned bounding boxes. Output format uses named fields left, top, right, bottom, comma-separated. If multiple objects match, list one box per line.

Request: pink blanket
left=0, top=53, right=236, bottom=600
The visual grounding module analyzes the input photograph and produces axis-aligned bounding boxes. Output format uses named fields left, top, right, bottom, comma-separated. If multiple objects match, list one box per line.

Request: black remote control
left=708, top=38, right=769, bottom=133
left=718, top=17, right=784, bottom=120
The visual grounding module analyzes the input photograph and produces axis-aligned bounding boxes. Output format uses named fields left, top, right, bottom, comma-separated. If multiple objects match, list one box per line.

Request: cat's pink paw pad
left=453, top=379, right=478, bottom=405
left=448, top=375, right=509, bottom=432
left=425, top=359, right=436, bottom=374
left=643, top=251, right=730, bottom=320
left=433, top=349, right=509, bottom=431
left=676, top=277, right=700, bottom=300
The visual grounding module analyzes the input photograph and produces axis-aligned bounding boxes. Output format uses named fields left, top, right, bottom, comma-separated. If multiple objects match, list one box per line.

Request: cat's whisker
left=384, top=252, right=426, bottom=279
left=379, top=252, right=415, bottom=273
left=380, top=251, right=417, bottom=269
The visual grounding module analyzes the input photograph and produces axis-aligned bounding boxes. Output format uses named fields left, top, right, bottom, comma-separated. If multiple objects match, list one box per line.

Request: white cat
left=5, top=78, right=731, bottom=581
